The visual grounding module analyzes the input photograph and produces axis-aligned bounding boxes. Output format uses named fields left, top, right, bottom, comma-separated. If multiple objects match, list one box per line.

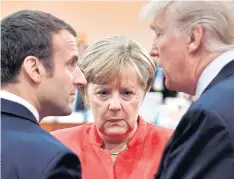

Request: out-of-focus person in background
left=151, top=67, right=177, bottom=103
left=73, top=32, right=89, bottom=113
left=1, top=10, right=87, bottom=179
left=141, top=1, right=234, bottom=178
left=151, top=55, right=177, bottom=102
left=52, top=35, right=173, bottom=179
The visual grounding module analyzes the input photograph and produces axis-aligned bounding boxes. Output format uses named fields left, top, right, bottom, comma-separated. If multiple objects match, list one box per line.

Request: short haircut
left=141, top=1, right=234, bottom=52
left=1, top=10, right=77, bottom=85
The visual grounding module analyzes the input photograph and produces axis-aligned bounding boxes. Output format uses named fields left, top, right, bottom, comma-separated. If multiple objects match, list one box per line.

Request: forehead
left=150, top=14, right=166, bottom=31
left=149, top=5, right=169, bottom=30
left=52, top=30, right=78, bottom=56
left=91, top=68, right=142, bottom=88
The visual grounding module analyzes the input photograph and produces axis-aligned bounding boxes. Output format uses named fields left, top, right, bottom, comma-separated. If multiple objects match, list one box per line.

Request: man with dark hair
left=1, top=10, right=87, bottom=179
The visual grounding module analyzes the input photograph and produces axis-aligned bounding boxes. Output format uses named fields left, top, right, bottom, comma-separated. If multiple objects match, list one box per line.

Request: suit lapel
left=1, top=98, right=38, bottom=124
left=203, top=60, right=234, bottom=94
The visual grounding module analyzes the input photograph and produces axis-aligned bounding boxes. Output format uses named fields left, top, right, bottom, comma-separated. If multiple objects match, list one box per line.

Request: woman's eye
left=122, top=90, right=133, bottom=97
left=98, top=90, right=109, bottom=97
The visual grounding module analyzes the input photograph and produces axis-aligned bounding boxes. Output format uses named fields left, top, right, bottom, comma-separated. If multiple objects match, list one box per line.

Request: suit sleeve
left=41, top=151, right=81, bottom=179
left=156, top=109, right=234, bottom=179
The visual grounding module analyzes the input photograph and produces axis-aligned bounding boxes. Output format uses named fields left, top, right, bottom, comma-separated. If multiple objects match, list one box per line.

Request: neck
left=101, top=124, right=137, bottom=153
left=103, top=141, right=128, bottom=153
left=2, top=83, right=40, bottom=120
left=190, top=51, right=221, bottom=95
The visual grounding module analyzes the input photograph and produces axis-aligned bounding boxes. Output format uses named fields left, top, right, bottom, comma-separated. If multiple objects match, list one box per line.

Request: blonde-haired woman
left=52, top=36, right=173, bottom=179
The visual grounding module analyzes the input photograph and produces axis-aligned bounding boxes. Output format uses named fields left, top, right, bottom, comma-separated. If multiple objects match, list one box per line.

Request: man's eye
left=156, top=33, right=162, bottom=38
left=69, top=60, right=77, bottom=66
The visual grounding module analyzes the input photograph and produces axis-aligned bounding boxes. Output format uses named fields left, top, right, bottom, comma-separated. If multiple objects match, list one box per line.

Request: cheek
left=54, top=70, right=73, bottom=87
left=49, top=77, right=65, bottom=93
left=67, top=70, right=75, bottom=82
left=58, top=66, right=74, bottom=82
left=158, top=37, right=172, bottom=58
left=157, top=41, right=170, bottom=68
left=159, top=38, right=187, bottom=68
left=89, top=100, right=107, bottom=126
left=124, top=99, right=142, bottom=124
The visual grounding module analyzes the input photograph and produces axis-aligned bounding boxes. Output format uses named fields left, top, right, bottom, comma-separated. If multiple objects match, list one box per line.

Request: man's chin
left=165, top=79, right=176, bottom=91
left=55, top=107, right=73, bottom=117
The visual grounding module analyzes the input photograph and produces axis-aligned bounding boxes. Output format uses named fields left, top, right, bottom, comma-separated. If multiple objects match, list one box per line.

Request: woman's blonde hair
left=78, top=35, right=156, bottom=104
left=141, top=0, right=234, bottom=52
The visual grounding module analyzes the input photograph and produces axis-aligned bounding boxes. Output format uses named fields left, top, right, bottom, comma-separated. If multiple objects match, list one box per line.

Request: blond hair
left=78, top=36, right=156, bottom=103
left=141, top=0, right=234, bottom=52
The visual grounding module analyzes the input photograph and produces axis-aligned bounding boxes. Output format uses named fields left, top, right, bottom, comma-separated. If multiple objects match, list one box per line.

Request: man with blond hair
left=141, top=1, right=234, bottom=179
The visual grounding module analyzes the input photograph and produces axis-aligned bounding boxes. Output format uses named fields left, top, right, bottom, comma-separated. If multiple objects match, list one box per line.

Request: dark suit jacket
left=155, top=60, right=234, bottom=179
left=1, top=99, right=81, bottom=179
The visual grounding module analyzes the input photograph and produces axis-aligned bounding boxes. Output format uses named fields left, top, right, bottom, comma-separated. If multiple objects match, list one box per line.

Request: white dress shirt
left=1, top=91, right=40, bottom=122
left=195, top=49, right=234, bottom=98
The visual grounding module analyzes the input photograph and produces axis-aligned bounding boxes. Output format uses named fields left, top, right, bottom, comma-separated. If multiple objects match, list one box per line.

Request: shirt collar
left=195, top=49, right=234, bottom=98
left=0, top=90, right=40, bottom=122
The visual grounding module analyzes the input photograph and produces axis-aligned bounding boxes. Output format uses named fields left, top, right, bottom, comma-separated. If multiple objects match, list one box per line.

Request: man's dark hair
left=1, top=10, right=77, bottom=85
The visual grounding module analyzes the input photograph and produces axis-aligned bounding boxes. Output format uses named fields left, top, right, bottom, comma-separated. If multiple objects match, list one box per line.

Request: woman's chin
left=104, top=127, right=128, bottom=137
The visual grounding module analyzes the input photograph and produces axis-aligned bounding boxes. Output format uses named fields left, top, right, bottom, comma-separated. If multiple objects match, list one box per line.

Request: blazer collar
left=1, top=98, right=39, bottom=125
left=203, top=60, right=234, bottom=94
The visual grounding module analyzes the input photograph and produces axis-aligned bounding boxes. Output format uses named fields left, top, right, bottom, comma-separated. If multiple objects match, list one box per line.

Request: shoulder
left=146, top=122, right=174, bottom=141
left=185, top=74, right=234, bottom=130
left=51, top=123, right=93, bottom=145
left=40, top=149, right=81, bottom=179
left=28, top=131, right=81, bottom=172
left=187, top=76, right=234, bottom=132
left=177, top=107, right=234, bottom=149
left=136, top=119, right=174, bottom=154
left=51, top=122, right=93, bottom=139
left=138, top=116, right=174, bottom=143
left=17, top=127, right=74, bottom=156
left=35, top=136, right=81, bottom=179
left=2, top=125, right=80, bottom=178
left=138, top=115, right=174, bottom=148
left=195, top=74, right=234, bottom=111
left=3, top=121, right=71, bottom=153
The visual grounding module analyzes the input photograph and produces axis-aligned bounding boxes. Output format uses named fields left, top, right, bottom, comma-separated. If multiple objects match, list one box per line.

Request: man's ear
left=21, top=56, right=44, bottom=84
left=188, top=25, right=204, bottom=54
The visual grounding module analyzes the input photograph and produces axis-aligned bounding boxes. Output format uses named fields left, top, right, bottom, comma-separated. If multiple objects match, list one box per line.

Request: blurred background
left=1, top=0, right=194, bottom=131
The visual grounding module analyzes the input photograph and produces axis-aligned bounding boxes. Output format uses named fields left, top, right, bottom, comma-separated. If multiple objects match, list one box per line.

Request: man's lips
left=70, top=92, right=76, bottom=96
left=70, top=93, right=76, bottom=100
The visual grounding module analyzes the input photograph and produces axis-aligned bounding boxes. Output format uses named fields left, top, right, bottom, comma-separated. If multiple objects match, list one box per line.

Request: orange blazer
left=52, top=116, right=173, bottom=179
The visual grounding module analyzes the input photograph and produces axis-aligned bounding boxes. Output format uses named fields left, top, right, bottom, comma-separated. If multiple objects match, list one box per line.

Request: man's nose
left=73, top=67, right=87, bottom=87
left=150, top=45, right=159, bottom=58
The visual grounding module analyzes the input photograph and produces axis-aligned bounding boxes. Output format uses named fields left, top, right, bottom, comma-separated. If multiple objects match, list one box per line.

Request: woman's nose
left=109, top=96, right=121, bottom=112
